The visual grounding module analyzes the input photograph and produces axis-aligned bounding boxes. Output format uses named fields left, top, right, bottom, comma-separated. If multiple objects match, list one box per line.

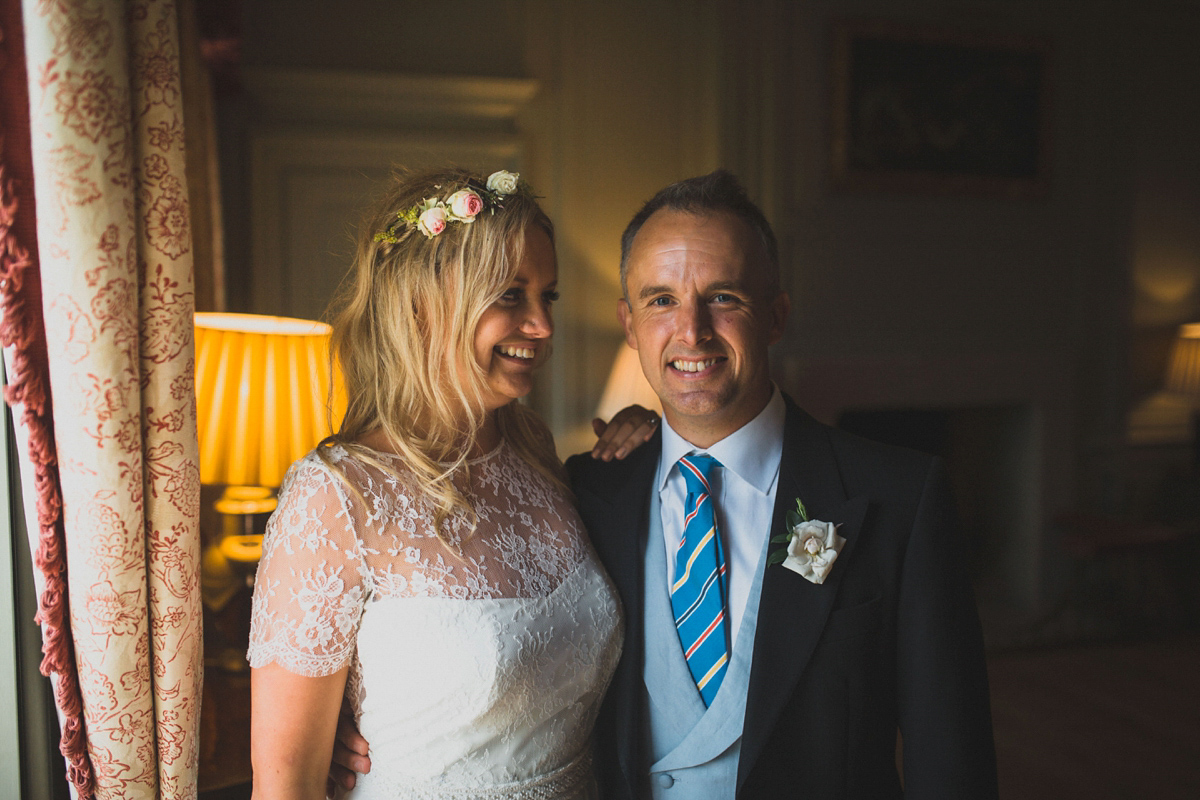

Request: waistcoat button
left=657, top=773, right=675, bottom=788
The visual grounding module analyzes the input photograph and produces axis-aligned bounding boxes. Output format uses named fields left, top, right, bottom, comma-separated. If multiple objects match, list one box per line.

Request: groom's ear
left=618, top=298, right=637, bottom=349
left=768, top=291, right=790, bottom=345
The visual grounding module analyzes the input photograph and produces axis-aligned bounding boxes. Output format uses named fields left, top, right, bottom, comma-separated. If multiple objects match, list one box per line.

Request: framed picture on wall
left=830, top=20, right=1052, bottom=196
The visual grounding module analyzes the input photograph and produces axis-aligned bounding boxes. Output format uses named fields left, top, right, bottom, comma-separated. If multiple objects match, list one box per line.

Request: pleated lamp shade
left=194, top=312, right=345, bottom=488
left=1166, top=323, right=1200, bottom=400
left=595, top=342, right=662, bottom=423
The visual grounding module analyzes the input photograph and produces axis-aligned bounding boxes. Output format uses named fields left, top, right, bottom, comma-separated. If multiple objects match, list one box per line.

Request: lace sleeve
left=248, top=454, right=368, bottom=677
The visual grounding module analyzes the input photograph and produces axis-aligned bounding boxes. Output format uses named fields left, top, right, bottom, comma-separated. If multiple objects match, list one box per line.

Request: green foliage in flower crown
left=373, top=206, right=422, bottom=244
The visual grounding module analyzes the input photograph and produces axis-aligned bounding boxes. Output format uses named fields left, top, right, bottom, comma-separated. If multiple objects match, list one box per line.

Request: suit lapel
left=577, top=431, right=661, bottom=797
left=737, top=400, right=869, bottom=791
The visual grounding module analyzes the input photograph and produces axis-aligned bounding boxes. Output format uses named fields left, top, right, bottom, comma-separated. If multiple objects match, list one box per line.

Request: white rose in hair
left=782, top=519, right=845, bottom=584
left=486, top=170, right=520, bottom=195
left=417, top=205, right=448, bottom=237
left=446, top=190, right=483, bottom=221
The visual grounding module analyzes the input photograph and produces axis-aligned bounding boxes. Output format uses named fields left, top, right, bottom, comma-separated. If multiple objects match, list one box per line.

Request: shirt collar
left=657, top=386, right=786, bottom=495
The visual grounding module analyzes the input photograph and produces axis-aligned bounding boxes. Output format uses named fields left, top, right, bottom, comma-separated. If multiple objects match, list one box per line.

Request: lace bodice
left=248, top=439, right=623, bottom=799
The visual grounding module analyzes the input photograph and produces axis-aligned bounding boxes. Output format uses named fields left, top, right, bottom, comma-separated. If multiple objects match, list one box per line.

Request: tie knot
left=678, top=453, right=721, bottom=493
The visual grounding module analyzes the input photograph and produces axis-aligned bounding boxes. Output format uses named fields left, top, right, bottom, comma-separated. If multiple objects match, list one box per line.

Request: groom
left=565, top=170, right=997, bottom=798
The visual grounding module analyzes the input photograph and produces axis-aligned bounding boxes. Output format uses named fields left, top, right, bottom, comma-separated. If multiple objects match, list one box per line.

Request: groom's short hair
left=619, top=169, right=780, bottom=299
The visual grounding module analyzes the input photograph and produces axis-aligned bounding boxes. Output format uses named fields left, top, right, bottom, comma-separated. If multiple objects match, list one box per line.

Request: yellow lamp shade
left=595, top=342, right=662, bottom=423
left=1166, top=323, right=1200, bottom=400
left=195, top=312, right=345, bottom=487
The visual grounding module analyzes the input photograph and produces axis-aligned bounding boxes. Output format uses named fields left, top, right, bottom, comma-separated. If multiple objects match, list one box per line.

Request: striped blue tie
left=671, top=453, right=729, bottom=706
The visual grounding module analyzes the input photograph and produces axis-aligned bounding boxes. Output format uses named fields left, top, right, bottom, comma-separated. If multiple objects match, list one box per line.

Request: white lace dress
left=248, top=440, right=623, bottom=799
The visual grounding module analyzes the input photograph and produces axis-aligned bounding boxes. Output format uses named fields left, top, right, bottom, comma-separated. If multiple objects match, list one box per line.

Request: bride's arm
left=252, top=663, right=349, bottom=800
left=590, top=404, right=660, bottom=461
left=247, top=456, right=368, bottom=799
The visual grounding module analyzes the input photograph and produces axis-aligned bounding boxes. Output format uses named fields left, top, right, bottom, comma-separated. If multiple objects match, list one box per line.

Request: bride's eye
left=496, top=288, right=523, bottom=307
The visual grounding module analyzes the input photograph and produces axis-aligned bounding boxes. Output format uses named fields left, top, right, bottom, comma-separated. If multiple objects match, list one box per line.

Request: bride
left=247, top=167, right=654, bottom=799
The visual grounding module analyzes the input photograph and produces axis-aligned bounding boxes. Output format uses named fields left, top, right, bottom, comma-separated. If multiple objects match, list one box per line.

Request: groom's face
left=619, top=210, right=789, bottom=447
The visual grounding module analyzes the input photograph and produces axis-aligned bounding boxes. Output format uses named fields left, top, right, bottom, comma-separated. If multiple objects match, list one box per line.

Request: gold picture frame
left=830, top=20, right=1053, bottom=197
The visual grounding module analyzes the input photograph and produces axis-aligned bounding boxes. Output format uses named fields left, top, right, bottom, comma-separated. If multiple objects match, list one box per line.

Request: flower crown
left=374, top=170, right=526, bottom=243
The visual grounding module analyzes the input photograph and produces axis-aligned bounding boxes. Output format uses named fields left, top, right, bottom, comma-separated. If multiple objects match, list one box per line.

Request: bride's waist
left=351, top=746, right=594, bottom=799
left=356, top=689, right=603, bottom=764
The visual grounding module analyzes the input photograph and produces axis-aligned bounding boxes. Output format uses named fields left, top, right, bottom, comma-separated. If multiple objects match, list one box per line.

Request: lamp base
left=220, top=534, right=264, bottom=566
left=201, top=485, right=277, bottom=673
left=214, top=485, right=277, bottom=517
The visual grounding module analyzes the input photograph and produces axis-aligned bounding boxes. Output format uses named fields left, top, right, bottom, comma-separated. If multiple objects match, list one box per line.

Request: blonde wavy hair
left=317, top=166, right=569, bottom=546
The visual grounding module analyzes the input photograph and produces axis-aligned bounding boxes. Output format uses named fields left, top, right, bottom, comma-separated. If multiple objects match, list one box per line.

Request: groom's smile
left=618, top=209, right=790, bottom=447
left=668, top=356, right=724, bottom=373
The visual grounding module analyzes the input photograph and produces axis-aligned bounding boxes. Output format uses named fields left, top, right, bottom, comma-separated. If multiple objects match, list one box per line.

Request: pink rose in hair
left=417, top=205, right=448, bottom=237
left=447, top=190, right=483, bottom=221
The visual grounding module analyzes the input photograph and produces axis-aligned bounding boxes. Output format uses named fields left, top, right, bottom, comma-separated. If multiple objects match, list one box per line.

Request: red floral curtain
left=2, top=0, right=204, bottom=797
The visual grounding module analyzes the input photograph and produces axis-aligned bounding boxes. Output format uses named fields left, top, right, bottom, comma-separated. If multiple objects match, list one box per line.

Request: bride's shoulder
left=274, top=444, right=405, bottom=519
left=291, top=441, right=415, bottom=484
left=268, top=449, right=352, bottom=523
left=277, top=445, right=351, bottom=493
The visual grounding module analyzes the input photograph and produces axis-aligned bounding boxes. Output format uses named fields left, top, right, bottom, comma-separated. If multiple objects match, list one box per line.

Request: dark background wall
left=208, top=0, right=1200, bottom=625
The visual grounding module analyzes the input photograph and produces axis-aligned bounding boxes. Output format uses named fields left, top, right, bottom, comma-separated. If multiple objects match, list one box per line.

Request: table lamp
left=595, top=342, right=661, bottom=423
left=194, top=312, right=344, bottom=668
left=1165, top=322, right=1200, bottom=465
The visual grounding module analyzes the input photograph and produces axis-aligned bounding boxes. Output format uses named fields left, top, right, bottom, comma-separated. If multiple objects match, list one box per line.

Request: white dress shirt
left=655, top=387, right=785, bottom=646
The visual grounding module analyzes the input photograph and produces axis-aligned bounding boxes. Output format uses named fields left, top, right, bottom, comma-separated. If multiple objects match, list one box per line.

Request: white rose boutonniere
left=767, top=498, right=846, bottom=584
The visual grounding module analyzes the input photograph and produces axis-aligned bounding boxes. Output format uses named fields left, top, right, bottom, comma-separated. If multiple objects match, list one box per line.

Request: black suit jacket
left=565, top=395, right=998, bottom=799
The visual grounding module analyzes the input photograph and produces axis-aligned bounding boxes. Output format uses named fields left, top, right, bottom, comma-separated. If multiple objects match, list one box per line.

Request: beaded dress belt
left=381, top=748, right=594, bottom=799
left=501, top=749, right=592, bottom=800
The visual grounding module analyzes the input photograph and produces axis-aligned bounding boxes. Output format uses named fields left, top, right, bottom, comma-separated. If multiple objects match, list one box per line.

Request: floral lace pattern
left=249, top=440, right=623, bottom=798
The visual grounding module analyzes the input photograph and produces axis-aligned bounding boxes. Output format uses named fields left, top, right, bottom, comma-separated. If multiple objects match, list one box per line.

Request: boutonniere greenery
left=767, top=498, right=846, bottom=585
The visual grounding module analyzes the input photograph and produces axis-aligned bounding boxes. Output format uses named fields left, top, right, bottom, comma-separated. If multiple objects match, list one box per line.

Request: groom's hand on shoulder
left=329, top=701, right=371, bottom=791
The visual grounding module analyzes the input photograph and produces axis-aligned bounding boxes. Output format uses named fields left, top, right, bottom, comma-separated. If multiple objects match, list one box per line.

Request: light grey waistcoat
left=642, top=488, right=770, bottom=799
